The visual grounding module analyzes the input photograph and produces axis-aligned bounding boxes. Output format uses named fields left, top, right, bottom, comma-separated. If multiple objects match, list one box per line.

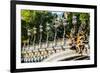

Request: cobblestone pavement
left=22, top=39, right=90, bottom=62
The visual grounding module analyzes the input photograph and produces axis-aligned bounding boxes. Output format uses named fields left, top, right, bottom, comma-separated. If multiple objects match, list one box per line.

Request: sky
left=51, top=11, right=64, bottom=17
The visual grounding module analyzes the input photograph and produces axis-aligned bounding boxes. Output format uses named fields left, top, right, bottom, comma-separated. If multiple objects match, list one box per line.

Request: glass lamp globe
left=28, top=29, right=31, bottom=36
left=46, top=27, right=50, bottom=30
left=33, top=27, right=37, bottom=34
left=47, top=23, right=50, bottom=26
left=73, top=15, right=77, bottom=19
left=72, top=15, right=77, bottom=25
left=34, top=31, right=37, bottom=34
left=40, top=29, right=43, bottom=32
left=72, top=20, right=77, bottom=25
left=40, top=25, right=43, bottom=28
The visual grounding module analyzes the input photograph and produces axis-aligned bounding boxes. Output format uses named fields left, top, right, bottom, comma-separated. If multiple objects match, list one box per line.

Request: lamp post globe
left=28, top=29, right=31, bottom=36
left=72, top=15, right=77, bottom=25
left=46, top=23, right=50, bottom=48
left=54, top=19, right=59, bottom=46
left=39, top=25, right=43, bottom=49
left=32, top=27, right=37, bottom=50
left=27, top=29, right=31, bottom=50
left=33, top=27, right=37, bottom=34
left=62, top=18, right=67, bottom=46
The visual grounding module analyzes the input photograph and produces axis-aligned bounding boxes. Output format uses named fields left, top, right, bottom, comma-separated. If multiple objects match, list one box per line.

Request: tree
left=21, top=10, right=56, bottom=45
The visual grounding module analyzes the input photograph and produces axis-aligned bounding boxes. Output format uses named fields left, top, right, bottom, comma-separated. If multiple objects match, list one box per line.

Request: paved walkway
left=43, top=48, right=89, bottom=62
left=22, top=38, right=90, bottom=62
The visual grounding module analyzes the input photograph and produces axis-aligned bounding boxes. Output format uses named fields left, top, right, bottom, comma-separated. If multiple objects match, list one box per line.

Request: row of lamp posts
left=46, top=23, right=50, bottom=48
left=27, top=15, right=77, bottom=50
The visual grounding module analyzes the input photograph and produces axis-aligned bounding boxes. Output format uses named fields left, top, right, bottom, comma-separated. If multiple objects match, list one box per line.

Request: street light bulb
left=40, top=25, right=43, bottom=28
left=72, top=20, right=77, bottom=25
left=34, top=31, right=37, bottom=34
left=28, top=29, right=31, bottom=32
left=28, top=29, right=31, bottom=36
left=34, top=27, right=37, bottom=30
left=73, top=15, right=77, bottom=19
left=40, top=29, right=43, bottom=32
left=46, top=27, right=50, bottom=30
left=47, top=23, right=50, bottom=26
left=63, top=18, right=67, bottom=26
left=28, top=33, right=31, bottom=36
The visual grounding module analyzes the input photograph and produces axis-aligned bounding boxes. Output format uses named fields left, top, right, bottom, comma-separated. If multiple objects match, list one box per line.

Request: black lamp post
left=54, top=18, right=59, bottom=47
left=62, top=18, right=67, bottom=46
left=46, top=23, right=50, bottom=48
left=33, top=27, right=37, bottom=50
left=71, top=15, right=77, bottom=37
left=39, top=25, right=43, bottom=49
left=27, top=29, right=31, bottom=50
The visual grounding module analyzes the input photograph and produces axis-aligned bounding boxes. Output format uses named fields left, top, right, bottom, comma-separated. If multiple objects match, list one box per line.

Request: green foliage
left=80, top=13, right=89, bottom=21
left=21, top=10, right=90, bottom=44
left=21, top=10, right=56, bottom=44
left=21, top=10, right=32, bottom=22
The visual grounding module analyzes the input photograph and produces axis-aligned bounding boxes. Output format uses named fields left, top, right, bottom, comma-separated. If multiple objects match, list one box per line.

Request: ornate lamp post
left=46, top=23, right=50, bottom=48
left=33, top=27, right=37, bottom=50
left=62, top=18, right=67, bottom=46
left=72, top=15, right=77, bottom=25
left=39, top=25, right=43, bottom=49
left=27, top=29, right=31, bottom=50
left=71, top=15, right=77, bottom=37
left=54, top=18, right=59, bottom=47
